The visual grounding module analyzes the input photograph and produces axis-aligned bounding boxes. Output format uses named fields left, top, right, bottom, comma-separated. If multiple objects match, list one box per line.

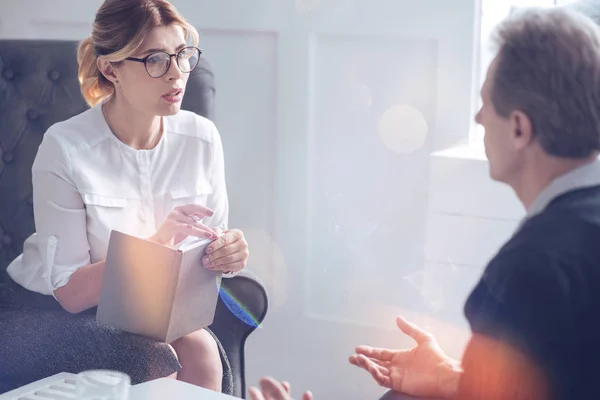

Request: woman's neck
left=103, top=96, right=162, bottom=150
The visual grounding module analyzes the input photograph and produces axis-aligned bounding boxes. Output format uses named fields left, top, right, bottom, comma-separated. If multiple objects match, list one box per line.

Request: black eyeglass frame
left=125, top=46, right=202, bottom=78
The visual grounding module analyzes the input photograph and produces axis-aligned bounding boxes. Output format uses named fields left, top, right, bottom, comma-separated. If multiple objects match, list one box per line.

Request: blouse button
left=138, top=211, right=146, bottom=221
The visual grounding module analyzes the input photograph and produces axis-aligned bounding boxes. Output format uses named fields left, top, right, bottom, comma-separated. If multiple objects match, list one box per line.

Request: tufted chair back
left=0, top=39, right=214, bottom=278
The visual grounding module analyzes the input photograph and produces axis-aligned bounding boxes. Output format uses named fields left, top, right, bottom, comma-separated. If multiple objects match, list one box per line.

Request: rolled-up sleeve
left=32, top=131, right=91, bottom=294
left=203, top=122, right=241, bottom=278
left=203, top=122, right=229, bottom=232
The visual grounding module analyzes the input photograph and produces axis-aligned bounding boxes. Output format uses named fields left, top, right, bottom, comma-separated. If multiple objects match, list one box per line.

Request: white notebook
left=96, top=230, right=222, bottom=343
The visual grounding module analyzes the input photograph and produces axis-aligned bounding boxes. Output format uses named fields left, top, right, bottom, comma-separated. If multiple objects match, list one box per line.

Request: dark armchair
left=0, top=39, right=268, bottom=398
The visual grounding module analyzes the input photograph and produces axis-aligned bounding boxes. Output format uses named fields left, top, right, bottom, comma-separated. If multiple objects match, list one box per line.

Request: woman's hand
left=349, top=316, right=462, bottom=399
left=249, top=377, right=313, bottom=400
left=150, top=204, right=219, bottom=247
left=202, top=229, right=249, bottom=273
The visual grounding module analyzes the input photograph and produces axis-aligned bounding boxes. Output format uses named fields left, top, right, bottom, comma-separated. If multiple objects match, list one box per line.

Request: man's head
left=475, top=6, right=600, bottom=184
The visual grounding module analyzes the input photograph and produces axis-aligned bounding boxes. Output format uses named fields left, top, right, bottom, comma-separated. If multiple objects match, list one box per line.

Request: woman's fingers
left=203, top=242, right=239, bottom=263
left=202, top=230, right=248, bottom=271
left=204, top=252, right=246, bottom=270
left=203, top=243, right=247, bottom=269
left=209, top=259, right=246, bottom=273
left=205, top=229, right=244, bottom=254
left=171, top=209, right=218, bottom=235
left=175, top=222, right=218, bottom=240
left=176, top=204, right=214, bottom=219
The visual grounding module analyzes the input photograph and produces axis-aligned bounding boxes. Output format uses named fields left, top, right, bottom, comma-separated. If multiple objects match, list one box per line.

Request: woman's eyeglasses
left=125, top=46, right=202, bottom=78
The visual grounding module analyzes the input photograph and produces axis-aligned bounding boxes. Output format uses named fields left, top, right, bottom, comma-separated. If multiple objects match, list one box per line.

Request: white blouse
left=7, top=102, right=229, bottom=296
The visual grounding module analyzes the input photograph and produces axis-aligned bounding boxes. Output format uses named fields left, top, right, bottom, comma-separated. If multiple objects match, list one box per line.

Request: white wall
left=0, top=0, right=525, bottom=398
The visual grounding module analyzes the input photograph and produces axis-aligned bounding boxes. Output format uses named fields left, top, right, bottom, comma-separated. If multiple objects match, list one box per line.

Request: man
left=250, top=3, right=600, bottom=399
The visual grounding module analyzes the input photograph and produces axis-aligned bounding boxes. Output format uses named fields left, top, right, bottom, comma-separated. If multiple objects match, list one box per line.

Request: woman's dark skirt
left=0, top=275, right=233, bottom=395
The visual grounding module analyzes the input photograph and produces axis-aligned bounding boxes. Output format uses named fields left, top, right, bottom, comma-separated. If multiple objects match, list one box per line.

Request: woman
left=1, top=0, right=248, bottom=395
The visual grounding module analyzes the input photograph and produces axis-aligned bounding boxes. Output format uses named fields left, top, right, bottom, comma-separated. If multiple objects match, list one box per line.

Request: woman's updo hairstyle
left=77, top=0, right=199, bottom=107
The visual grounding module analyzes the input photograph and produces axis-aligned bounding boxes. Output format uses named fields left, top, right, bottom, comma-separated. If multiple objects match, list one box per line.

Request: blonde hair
left=77, top=0, right=199, bottom=107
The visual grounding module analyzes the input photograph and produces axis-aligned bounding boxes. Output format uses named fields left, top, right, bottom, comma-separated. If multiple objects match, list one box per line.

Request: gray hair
left=563, top=0, right=600, bottom=25
left=491, top=6, right=600, bottom=158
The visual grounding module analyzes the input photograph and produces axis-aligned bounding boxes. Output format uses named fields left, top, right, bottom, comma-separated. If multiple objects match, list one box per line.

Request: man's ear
left=511, top=111, right=534, bottom=150
left=97, top=57, right=119, bottom=85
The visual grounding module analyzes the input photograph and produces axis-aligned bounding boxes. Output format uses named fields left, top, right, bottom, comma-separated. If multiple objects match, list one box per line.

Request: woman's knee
left=171, top=329, right=221, bottom=366
left=171, top=329, right=223, bottom=390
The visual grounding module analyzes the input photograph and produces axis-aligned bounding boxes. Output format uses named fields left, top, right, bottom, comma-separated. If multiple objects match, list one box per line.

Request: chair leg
left=378, top=391, right=444, bottom=400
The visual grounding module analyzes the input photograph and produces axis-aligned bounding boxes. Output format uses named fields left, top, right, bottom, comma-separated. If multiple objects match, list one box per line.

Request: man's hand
left=249, top=377, right=313, bottom=400
left=349, top=316, right=462, bottom=399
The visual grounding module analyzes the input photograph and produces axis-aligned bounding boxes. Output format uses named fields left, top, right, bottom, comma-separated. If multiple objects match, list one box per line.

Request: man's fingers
left=368, top=357, right=391, bottom=368
left=259, top=377, right=290, bottom=399
left=396, top=316, right=434, bottom=344
left=302, top=391, right=313, bottom=400
left=357, top=355, right=393, bottom=388
left=354, top=346, right=396, bottom=362
left=357, top=354, right=390, bottom=376
left=248, top=387, right=266, bottom=400
left=281, top=381, right=291, bottom=393
left=350, top=353, right=392, bottom=370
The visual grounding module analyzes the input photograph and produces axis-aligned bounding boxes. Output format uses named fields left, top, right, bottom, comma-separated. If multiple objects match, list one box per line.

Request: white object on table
left=129, top=378, right=237, bottom=399
left=0, top=372, right=78, bottom=399
left=76, top=370, right=130, bottom=400
left=0, top=374, right=236, bottom=400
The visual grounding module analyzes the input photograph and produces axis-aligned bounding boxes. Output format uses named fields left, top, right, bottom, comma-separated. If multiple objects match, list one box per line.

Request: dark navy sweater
left=465, top=185, right=600, bottom=399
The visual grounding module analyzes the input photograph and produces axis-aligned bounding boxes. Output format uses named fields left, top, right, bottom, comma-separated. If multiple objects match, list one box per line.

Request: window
left=473, top=0, right=579, bottom=142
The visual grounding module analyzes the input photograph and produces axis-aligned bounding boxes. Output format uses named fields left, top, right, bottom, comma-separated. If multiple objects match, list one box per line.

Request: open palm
left=350, top=316, right=459, bottom=398
left=249, top=377, right=312, bottom=400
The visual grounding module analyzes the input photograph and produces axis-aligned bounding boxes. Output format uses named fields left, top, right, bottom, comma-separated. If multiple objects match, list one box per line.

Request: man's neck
left=512, top=155, right=598, bottom=211
left=104, top=96, right=162, bottom=150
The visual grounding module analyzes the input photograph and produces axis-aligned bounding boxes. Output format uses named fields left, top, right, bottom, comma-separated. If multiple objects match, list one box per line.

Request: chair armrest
left=209, top=274, right=268, bottom=398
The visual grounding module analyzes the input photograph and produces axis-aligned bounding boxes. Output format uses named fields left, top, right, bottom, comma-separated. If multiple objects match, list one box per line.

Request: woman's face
left=112, top=24, right=192, bottom=117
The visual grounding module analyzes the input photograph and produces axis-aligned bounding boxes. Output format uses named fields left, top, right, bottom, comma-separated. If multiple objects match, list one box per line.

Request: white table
left=131, top=378, right=237, bottom=399
left=0, top=373, right=237, bottom=399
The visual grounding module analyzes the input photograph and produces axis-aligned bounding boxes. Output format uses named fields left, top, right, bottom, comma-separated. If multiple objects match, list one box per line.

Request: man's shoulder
left=478, top=200, right=600, bottom=308
left=509, top=191, right=600, bottom=254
